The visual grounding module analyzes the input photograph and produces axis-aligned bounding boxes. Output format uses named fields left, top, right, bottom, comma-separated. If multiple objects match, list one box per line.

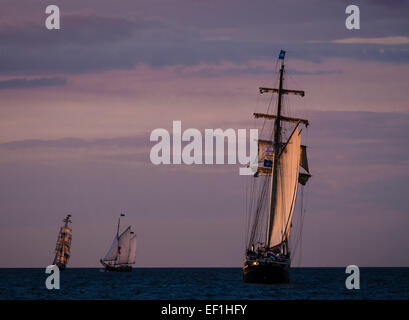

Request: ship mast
left=115, top=213, right=126, bottom=265
left=258, top=51, right=307, bottom=250
left=53, top=214, right=72, bottom=268
left=116, top=215, right=121, bottom=265
left=64, top=214, right=72, bottom=227
left=265, top=59, right=284, bottom=249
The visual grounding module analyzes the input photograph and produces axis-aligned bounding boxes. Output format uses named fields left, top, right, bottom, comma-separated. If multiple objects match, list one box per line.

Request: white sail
left=116, top=226, right=132, bottom=264
left=103, top=236, right=118, bottom=261
left=128, top=235, right=137, bottom=264
left=268, top=126, right=301, bottom=248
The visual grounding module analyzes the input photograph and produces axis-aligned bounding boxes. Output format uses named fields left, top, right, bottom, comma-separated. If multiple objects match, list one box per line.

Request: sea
left=0, top=268, right=408, bottom=300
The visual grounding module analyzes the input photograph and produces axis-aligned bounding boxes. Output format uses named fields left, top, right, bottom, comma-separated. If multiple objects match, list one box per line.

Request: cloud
left=0, top=135, right=149, bottom=150
left=173, top=63, right=342, bottom=78
left=0, top=12, right=162, bottom=46
left=0, top=1, right=409, bottom=76
left=2, top=111, right=408, bottom=168
left=332, top=36, right=409, bottom=45
left=0, top=77, right=67, bottom=90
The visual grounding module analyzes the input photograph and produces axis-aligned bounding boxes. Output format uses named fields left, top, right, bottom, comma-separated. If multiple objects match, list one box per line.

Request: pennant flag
left=120, top=213, right=125, bottom=216
left=279, top=50, right=286, bottom=60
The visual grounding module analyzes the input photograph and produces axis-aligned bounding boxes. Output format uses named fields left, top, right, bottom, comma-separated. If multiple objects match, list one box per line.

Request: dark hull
left=243, top=262, right=289, bottom=284
left=100, top=259, right=132, bottom=272
left=104, top=265, right=132, bottom=272
left=55, top=263, right=66, bottom=271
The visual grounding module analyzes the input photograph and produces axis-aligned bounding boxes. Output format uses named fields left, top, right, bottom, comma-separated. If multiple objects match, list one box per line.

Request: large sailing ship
left=53, top=214, right=72, bottom=270
left=100, top=214, right=137, bottom=272
left=243, top=50, right=311, bottom=283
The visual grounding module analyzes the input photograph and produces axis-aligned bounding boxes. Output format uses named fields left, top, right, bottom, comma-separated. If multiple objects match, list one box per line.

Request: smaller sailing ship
left=100, top=214, right=137, bottom=272
left=53, top=214, right=72, bottom=270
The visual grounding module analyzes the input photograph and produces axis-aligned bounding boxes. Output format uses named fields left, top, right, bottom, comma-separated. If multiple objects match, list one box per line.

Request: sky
left=0, top=0, right=408, bottom=267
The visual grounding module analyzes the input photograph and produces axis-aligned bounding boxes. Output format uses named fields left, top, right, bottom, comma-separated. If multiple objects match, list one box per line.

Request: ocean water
left=0, top=268, right=408, bottom=300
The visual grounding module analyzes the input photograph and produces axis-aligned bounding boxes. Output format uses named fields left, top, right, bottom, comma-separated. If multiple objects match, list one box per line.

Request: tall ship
left=243, top=50, right=311, bottom=283
left=100, top=214, right=137, bottom=272
left=53, top=214, right=72, bottom=270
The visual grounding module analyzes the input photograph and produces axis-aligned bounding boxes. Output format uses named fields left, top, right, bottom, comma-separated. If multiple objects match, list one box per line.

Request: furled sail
left=268, top=127, right=301, bottom=248
left=116, top=227, right=132, bottom=264
left=128, top=235, right=137, bottom=264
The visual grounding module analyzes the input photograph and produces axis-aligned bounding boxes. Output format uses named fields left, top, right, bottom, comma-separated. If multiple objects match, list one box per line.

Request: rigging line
left=260, top=57, right=279, bottom=137
left=248, top=55, right=284, bottom=248
left=291, top=188, right=301, bottom=257
left=286, top=70, right=309, bottom=126
left=247, top=180, right=253, bottom=245
left=293, top=186, right=306, bottom=266
left=298, top=187, right=307, bottom=265
left=244, top=175, right=249, bottom=247
left=247, top=174, right=257, bottom=247
left=249, top=175, right=269, bottom=246
left=259, top=92, right=274, bottom=138
left=246, top=173, right=256, bottom=246
left=248, top=90, right=262, bottom=244
left=248, top=73, right=265, bottom=246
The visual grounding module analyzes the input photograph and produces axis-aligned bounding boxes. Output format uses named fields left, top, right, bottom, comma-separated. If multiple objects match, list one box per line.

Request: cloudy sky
left=0, top=0, right=408, bottom=267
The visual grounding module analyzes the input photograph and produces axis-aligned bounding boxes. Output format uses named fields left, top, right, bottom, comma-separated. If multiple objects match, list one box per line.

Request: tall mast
left=265, top=58, right=285, bottom=249
left=64, top=214, right=72, bottom=227
left=115, top=213, right=125, bottom=265
left=117, top=217, right=121, bottom=238
left=252, top=50, right=308, bottom=251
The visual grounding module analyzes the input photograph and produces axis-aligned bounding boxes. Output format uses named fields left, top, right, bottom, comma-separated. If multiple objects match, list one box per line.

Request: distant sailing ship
left=100, top=214, right=137, bottom=272
left=243, top=50, right=311, bottom=283
left=53, top=214, right=72, bottom=270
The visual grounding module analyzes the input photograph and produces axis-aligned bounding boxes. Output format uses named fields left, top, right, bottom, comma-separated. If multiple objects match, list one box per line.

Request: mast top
left=63, top=214, right=72, bottom=226
left=254, top=50, right=306, bottom=126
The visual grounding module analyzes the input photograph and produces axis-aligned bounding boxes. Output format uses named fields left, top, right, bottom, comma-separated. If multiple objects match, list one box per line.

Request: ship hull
left=243, top=261, right=290, bottom=284
left=100, top=259, right=132, bottom=272
left=104, top=265, right=132, bottom=272
left=55, top=263, right=66, bottom=271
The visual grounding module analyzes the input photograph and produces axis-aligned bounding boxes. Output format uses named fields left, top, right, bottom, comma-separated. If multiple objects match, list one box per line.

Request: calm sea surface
left=0, top=268, right=408, bottom=300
